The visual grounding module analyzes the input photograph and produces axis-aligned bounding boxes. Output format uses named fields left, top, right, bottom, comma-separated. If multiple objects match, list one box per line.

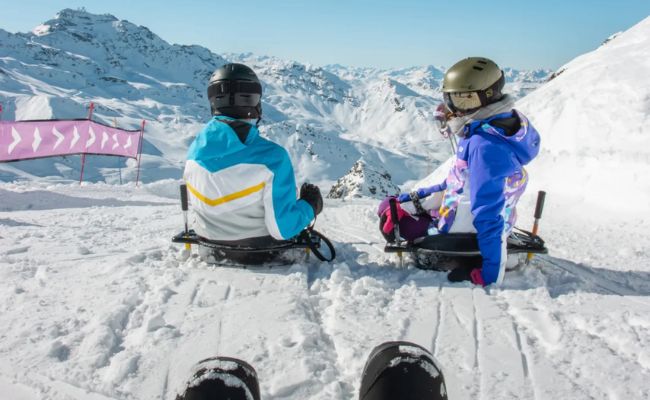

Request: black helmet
left=441, top=57, right=505, bottom=114
left=207, top=63, right=262, bottom=119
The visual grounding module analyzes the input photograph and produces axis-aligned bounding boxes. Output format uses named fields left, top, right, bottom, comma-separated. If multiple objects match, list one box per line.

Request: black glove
left=300, top=183, right=323, bottom=216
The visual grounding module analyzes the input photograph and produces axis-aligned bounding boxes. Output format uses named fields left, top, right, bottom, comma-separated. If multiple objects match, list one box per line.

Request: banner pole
left=135, top=119, right=145, bottom=187
left=79, top=102, right=94, bottom=185
left=87, top=102, right=95, bottom=120
left=113, top=118, right=123, bottom=185
left=79, top=154, right=86, bottom=185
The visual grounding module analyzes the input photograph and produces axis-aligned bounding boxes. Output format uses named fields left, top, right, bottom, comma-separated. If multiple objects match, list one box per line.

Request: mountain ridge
left=0, top=8, right=551, bottom=190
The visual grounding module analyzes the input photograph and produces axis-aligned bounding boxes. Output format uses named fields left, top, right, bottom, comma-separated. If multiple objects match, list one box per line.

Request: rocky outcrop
left=328, top=160, right=400, bottom=199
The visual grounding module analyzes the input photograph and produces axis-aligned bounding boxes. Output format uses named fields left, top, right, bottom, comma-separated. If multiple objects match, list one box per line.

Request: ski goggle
left=443, top=91, right=483, bottom=113
left=208, top=80, right=262, bottom=107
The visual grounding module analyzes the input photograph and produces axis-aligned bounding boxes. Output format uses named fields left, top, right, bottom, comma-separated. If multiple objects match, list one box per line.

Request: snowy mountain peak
left=50, top=8, right=119, bottom=27
left=18, top=8, right=224, bottom=87
left=37, top=8, right=157, bottom=41
left=32, top=8, right=126, bottom=40
left=327, top=159, right=400, bottom=199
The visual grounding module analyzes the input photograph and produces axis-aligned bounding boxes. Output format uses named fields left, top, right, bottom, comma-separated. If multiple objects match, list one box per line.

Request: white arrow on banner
left=52, top=126, right=64, bottom=150
left=101, top=131, right=108, bottom=149
left=86, top=126, right=96, bottom=148
left=124, top=136, right=132, bottom=149
left=8, top=127, right=22, bottom=154
left=32, top=127, right=42, bottom=152
left=112, top=133, right=119, bottom=150
left=70, top=126, right=80, bottom=149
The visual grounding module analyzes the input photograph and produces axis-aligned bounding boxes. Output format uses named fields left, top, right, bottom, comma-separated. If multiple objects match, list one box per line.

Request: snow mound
left=516, top=15, right=650, bottom=217
left=328, top=159, right=399, bottom=199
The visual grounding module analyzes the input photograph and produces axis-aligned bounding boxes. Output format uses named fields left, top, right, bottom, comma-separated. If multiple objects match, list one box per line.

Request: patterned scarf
left=446, top=95, right=516, bottom=138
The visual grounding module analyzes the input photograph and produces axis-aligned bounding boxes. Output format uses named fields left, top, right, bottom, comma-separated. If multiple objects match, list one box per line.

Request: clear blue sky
left=1, top=0, right=648, bottom=70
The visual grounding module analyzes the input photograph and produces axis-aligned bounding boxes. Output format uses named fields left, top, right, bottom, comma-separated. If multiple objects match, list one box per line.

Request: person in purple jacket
left=378, top=57, right=541, bottom=286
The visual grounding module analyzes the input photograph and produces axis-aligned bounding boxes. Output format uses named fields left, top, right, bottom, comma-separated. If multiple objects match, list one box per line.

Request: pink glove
left=434, top=103, right=450, bottom=123
left=435, top=103, right=453, bottom=138
left=470, top=268, right=486, bottom=287
left=381, top=202, right=408, bottom=235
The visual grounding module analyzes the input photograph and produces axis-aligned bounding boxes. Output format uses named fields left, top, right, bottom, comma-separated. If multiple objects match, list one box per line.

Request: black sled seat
left=385, top=228, right=548, bottom=256
left=384, top=229, right=548, bottom=271
left=382, top=193, right=549, bottom=270
left=172, top=228, right=335, bottom=264
left=173, top=183, right=335, bottom=264
left=384, top=228, right=547, bottom=271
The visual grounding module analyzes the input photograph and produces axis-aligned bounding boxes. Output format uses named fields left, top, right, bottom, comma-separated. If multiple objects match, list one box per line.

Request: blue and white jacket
left=183, top=116, right=314, bottom=241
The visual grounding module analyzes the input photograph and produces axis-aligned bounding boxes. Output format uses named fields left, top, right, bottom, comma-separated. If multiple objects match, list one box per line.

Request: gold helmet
left=442, top=57, right=505, bottom=113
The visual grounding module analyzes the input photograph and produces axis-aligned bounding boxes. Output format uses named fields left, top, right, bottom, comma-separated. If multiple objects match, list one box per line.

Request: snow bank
left=517, top=16, right=650, bottom=218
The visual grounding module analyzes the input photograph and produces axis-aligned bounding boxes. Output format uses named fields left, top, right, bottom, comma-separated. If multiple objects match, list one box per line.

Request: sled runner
left=384, top=191, right=548, bottom=270
left=172, top=184, right=336, bottom=263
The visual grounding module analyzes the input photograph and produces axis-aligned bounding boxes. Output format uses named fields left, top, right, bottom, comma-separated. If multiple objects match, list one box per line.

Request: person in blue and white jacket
left=379, top=57, right=541, bottom=286
left=184, top=63, right=322, bottom=249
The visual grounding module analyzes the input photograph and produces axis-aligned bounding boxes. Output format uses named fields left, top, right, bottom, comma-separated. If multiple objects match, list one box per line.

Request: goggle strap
left=208, top=80, right=262, bottom=100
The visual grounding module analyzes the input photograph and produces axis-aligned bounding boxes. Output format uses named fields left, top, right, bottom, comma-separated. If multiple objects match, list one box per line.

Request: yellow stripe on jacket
left=186, top=181, right=266, bottom=207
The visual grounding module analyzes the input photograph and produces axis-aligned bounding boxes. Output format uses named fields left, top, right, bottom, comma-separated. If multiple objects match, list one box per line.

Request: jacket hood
left=466, top=110, right=541, bottom=166
left=188, top=116, right=260, bottom=162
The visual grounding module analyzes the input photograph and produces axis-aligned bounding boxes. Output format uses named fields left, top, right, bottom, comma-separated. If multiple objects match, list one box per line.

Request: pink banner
left=0, top=119, right=142, bottom=162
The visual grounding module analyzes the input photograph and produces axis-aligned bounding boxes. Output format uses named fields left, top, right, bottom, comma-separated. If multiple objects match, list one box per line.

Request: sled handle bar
left=180, top=184, right=189, bottom=212
left=527, top=190, right=547, bottom=265
left=180, top=184, right=191, bottom=250
left=534, top=190, right=546, bottom=220
left=304, top=228, right=336, bottom=262
left=389, top=197, right=401, bottom=245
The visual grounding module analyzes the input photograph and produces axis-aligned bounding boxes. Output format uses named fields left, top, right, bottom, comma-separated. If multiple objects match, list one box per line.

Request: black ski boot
left=176, top=356, right=261, bottom=400
left=359, top=341, right=448, bottom=400
left=447, top=263, right=480, bottom=283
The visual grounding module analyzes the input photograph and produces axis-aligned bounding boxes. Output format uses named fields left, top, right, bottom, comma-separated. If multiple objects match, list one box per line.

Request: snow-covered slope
left=515, top=16, right=650, bottom=270
left=0, top=8, right=550, bottom=187
left=1, top=182, right=649, bottom=400
left=518, top=16, right=650, bottom=215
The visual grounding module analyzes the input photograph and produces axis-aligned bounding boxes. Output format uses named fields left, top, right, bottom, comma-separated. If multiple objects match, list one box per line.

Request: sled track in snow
left=471, top=290, right=482, bottom=399
left=539, top=256, right=650, bottom=306
left=511, top=321, right=530, bottom=379
left=491, top=295, right=537, bottom=399
left=304, top=280, right=353, bottom=399
left=493, top=270, right=650, bottom=399
left=430, top=286, right=444, bottom=358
